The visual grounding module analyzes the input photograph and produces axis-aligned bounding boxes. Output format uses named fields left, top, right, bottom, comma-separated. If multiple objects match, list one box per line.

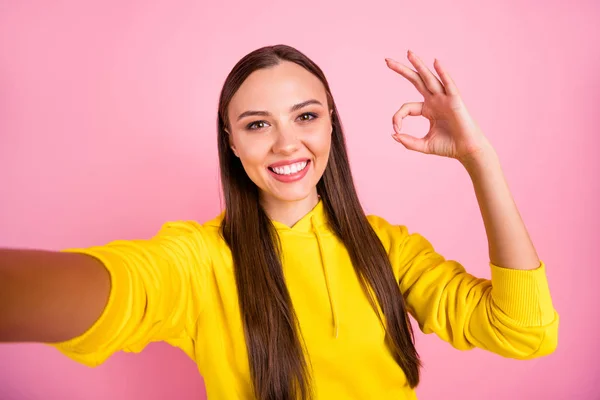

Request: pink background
left=1, top=1, right=598, bottom=399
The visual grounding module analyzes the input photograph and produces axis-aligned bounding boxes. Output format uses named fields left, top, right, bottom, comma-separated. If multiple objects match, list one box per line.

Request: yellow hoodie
left=49, top=200, right=559, bottom=399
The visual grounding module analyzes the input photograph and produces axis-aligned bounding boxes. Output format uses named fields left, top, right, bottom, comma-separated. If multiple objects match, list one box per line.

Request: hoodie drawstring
left=311, top=214, right=339, bottom=339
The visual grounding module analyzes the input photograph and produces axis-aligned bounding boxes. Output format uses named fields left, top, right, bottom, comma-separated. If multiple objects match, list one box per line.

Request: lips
left=268, top=160, right=308, bottom=176
left=267, top=159, right=311, bottom=183
left=268, top=158, right=310, bottom=168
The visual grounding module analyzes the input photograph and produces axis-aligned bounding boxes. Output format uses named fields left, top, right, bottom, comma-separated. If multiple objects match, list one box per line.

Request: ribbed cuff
left=490, top=261, right=556, bottom=327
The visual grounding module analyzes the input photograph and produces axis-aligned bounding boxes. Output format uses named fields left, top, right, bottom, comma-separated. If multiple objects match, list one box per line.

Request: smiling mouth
left=268, top=160, right=309, bottom=176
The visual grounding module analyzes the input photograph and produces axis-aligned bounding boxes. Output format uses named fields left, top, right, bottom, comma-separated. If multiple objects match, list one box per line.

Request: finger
left=407, top=50, right=445, bottom=94
left=385, top=58, right=430, bottom=97
left=433, top=58, right=459, bottom=96
left=392, top=102, right=423, bottom=134
left=392, top=133, right=428, bottom=153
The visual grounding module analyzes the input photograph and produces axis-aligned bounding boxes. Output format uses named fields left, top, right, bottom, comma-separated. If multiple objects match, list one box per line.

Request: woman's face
left=227, top=61, right=333, bottom=206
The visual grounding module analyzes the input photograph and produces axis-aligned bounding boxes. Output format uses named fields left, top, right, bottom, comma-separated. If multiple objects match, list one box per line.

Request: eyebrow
left=236, top=99, right=324, bottom=122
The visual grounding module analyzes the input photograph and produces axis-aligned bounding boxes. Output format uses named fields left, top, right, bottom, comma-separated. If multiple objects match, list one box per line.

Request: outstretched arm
left=0, top=249, right=111, bottom=343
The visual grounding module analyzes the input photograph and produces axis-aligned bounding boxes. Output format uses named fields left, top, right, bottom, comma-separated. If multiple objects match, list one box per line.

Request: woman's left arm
left=380, top=51, right=558, bottom=358
left=460, top=144, right=540, bottom=271
left=385, top=50, right=540, bottom=271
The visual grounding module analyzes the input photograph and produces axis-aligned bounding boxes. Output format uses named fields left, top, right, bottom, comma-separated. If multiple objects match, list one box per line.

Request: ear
left=329, top=109, right=334, bottom=134
left=225, top=129, right=239, bottom=157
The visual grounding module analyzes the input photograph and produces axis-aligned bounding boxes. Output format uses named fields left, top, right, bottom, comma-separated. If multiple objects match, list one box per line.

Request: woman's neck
left=260, top=191, right=320, bottom=228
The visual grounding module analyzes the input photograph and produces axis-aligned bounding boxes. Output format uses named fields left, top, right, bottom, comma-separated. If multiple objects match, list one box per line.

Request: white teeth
left=272, top=161, right=308, bottom=176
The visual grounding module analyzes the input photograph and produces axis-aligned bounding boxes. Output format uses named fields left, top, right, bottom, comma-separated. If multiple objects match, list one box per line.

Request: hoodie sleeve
left=46, top=221, right=212, bottom=367
left=369, top=215, right=559, bottom=359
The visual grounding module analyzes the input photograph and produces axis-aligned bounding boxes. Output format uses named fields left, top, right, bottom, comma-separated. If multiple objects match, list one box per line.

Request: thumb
left=392, top=133, right=427, bottom=153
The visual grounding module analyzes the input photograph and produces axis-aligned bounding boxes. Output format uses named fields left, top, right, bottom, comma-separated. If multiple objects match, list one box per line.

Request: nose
left=272, top=124, right=300, bottom=155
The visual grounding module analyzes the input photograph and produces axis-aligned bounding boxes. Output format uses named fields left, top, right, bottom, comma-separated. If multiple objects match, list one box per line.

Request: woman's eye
left=298, top=112, right=317, bottom=122
left=246, top=113, right=316, bottom=130
left=247, top=121, right=269, bottom=130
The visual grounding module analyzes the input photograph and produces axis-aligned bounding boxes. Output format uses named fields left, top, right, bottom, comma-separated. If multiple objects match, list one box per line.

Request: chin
left=270, top=186, right=315, bottom=203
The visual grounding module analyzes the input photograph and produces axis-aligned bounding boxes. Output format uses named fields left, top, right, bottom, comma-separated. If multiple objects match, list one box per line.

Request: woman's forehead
left=229, top=62, right=327, bottom=115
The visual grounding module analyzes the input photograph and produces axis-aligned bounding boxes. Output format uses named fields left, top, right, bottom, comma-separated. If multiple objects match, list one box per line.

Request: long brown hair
left=217, top=44, right=421, bottom=400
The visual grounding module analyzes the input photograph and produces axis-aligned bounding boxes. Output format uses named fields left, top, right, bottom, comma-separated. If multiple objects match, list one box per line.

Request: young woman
left=0, top=45, right=558, bottom=400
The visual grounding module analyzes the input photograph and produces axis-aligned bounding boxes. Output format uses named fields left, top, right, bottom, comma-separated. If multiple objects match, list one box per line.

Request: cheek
left=306, top=128, right=332, bottom=159
left=235, top=136, right=272, bottom=169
